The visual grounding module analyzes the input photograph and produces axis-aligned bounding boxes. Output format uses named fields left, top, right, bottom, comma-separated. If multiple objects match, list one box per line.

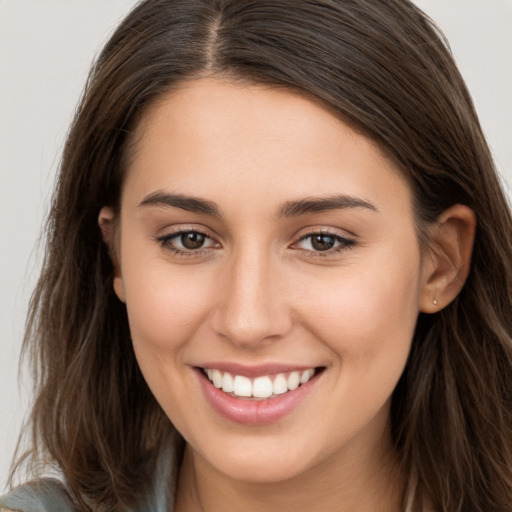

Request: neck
left=174, top=428, right=405, bottom=512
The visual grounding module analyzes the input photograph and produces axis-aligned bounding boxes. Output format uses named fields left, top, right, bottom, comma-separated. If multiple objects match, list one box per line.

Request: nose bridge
left=211, top=240, right=291, bottom=347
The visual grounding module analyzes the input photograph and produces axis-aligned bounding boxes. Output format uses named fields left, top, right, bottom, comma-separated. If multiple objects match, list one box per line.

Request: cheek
left=119, top=236, right=217, bottom=357
left=294, top=249, right=422, bottom=445
left=302, top=245, right=421, bottom=369
left=119, top=251, right=219, bottom=424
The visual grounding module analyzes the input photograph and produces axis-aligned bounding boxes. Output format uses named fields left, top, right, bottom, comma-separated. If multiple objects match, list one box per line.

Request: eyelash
left=156, top=229, right=218, bottom=258
left=294, top=231, right=355, bottom=257
left=156, top=229, right=355, bottom=258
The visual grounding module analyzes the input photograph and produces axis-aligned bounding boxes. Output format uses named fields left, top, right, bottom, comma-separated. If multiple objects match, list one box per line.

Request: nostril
left=210, top=306, right=293, bottom=348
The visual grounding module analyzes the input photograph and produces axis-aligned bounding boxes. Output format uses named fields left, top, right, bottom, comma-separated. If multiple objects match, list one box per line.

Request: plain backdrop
left=1, top=0, right=511, bottom=493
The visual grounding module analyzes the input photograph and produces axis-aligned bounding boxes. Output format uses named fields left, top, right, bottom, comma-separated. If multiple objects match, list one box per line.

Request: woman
left=1, top=1, right=511, bottom=511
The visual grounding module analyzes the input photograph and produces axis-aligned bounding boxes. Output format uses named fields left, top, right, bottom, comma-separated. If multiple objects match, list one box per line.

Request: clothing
left=0, top=443, right=179, bottom=512
left=0, top=479, right=76, bottom=512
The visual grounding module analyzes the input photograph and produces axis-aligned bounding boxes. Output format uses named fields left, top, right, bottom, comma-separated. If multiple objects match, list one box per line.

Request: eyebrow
left=278, top=195, right=377, bottom=217
left=138, top=191, right=377, bottom=218
left=138, top=191, right=221, bottom=217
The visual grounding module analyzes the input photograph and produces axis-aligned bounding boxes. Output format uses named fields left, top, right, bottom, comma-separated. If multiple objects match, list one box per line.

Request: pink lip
left=195, top=366, right=322, bottom=425
left=196, top=362, right=317, bottom=378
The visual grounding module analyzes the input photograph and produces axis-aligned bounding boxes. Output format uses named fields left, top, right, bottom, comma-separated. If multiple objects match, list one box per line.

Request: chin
left=187, top=428, right=325, bottom=485
left=211, top=453, right=312, bottom=484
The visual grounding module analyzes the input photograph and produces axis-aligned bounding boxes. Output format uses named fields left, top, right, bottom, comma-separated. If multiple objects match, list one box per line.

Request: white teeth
left=300, top=369, right=314, bottom=384
left=273, top=373, right=288, bottom=395
left=287, top=371, right=300, bottom=390
left=212, top=369, right=222, bottom=388
left=252, top=376, right=273, bottom=398
left=233, top=375, right=252, bottom=397
left=205, top=367, right=318, bottom=398
left=221, top=372, right=234, bottom=393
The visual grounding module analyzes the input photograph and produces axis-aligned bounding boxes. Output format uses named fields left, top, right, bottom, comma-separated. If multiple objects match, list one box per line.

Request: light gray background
left=1, top=0, right=511, bottom=492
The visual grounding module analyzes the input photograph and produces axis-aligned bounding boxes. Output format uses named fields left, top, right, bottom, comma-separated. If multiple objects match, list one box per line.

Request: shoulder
left=0, top=479, right=77, bottom=512
left=0, top=435, right=183, bottom=512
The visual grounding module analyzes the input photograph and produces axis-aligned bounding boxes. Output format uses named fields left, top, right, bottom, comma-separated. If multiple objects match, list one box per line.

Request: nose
left=210, top=247, right=293, bottom=349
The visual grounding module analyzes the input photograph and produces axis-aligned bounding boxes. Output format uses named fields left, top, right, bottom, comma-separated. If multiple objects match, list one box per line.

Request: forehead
left=121, top=78, right=412, bottom=219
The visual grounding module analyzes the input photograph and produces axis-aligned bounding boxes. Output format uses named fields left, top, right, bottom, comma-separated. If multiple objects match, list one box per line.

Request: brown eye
left=294, top=231, right=355, bottom=255
left=310, top=234, right=336, bottom=251
left=157, top=230, right=218, bottom=254
left=181, top=232, right=206, bottom=250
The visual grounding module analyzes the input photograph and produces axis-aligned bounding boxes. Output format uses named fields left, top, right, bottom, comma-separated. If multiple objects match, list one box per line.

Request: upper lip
left=195, top=362, right=322, bottom=378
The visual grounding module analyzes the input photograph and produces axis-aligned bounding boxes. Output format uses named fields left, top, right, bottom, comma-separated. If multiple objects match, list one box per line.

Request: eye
left=177, top=231, right=208, bottom=250
left=157, top=230, right=219, bottom=254
left=295, top=232, right=354, bottom=253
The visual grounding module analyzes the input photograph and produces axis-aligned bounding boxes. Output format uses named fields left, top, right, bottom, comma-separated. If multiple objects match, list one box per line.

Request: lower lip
left=196, top=369, right=320, bottom=425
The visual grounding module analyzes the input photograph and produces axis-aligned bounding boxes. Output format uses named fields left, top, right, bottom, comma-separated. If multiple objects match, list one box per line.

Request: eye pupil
left=311, top=234, right=335, bottom=251
left=181, top=232, right=205, bottom=250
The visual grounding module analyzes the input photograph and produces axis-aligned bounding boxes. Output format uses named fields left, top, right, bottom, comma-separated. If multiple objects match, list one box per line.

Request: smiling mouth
left=200, top=367, right=322, bottom=400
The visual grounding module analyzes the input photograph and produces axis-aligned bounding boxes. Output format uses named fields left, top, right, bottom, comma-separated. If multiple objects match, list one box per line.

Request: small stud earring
left=433, top=296, right=438, bottom=306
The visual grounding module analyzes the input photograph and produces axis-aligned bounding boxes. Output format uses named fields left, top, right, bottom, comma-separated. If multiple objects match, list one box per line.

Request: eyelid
left=154, top=225, right=355, bottom=258
left=155, top=225, right=221, bottom=256
left=290, top=228, right=356, bottom=256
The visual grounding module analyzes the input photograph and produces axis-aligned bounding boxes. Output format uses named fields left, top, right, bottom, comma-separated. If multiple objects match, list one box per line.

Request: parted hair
left=12, top=1, right=512, bottom=511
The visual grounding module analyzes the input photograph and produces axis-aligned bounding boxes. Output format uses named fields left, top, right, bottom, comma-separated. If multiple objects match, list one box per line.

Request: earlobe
left=419, top=204, right=476, bottom=313
left=113, top=276, right=126, bottom=303
left=98, top=206, right=126, bottom=303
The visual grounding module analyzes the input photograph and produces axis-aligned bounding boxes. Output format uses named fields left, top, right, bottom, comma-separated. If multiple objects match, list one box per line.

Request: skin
left=100, top=78, right=475, bottom=512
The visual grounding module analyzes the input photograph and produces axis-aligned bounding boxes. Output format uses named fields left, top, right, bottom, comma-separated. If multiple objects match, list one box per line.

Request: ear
left=98, top=206, right=126, bottom=303
left=419, top=204, right=476, bottom=313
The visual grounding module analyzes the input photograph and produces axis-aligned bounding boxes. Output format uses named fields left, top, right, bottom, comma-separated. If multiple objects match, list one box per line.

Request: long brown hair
left=12, top=1, right=512, bottom=510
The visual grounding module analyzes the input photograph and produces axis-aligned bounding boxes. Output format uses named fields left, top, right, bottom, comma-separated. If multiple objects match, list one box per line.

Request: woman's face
left=112, top=78, right=429, bottom=483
